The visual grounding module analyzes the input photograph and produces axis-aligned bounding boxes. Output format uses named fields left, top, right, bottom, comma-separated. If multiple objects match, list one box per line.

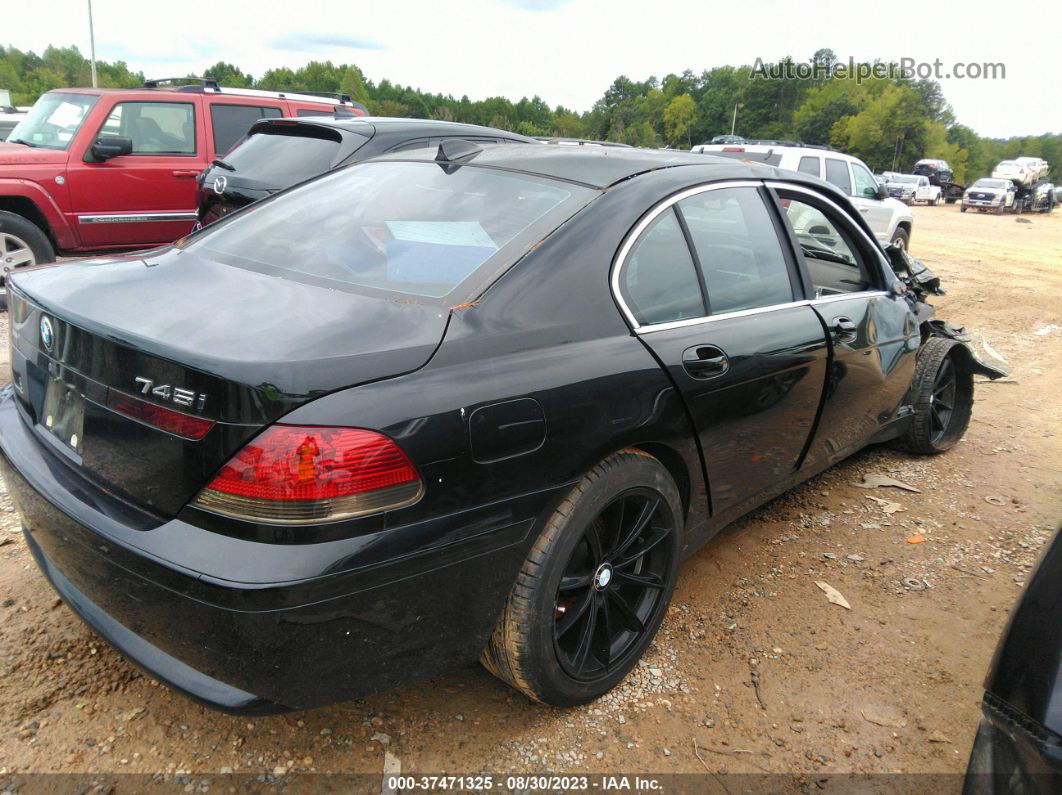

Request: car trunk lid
left=7, top=248, right=448, bottom=517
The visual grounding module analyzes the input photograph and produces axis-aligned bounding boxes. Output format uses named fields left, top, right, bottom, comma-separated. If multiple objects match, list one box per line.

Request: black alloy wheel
left=553, top=489, right=675, bottom=681
left=928, top=357, right=957, bottom=445
left=894, top=337, right=974, bottom=454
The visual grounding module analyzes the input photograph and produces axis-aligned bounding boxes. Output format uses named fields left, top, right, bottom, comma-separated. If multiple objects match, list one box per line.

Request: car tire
left=893, top=338, right=973, bottom=455
left=0, top=211, right=55, bottom=310
left=481, top=450, right=683, bottom=706
left=960, top=206, right=967, bottom=212
left=889, top=227, right=910, bottom=251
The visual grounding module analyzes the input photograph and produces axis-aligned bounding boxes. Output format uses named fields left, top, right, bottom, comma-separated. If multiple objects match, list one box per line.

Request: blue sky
left=6, top=0, right=1058, bottom=138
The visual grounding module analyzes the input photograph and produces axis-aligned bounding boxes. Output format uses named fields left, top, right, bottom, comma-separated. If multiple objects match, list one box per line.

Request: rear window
left=186, top=160, right=594, bottom=300
left=221, top=128, right=367, bottom=187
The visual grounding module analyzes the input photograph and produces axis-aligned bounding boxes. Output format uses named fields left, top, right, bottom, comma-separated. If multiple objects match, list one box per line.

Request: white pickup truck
left=885, top=174, right=942, bottom=205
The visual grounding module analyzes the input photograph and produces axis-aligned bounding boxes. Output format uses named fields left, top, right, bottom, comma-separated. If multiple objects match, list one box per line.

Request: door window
left=797, top=156, right=820, bottom=176
left=99, top=102, right=196, bottom=155
left=676, top=187, right=795, bottom=314
left=210, top=104, right=283, bottom=154
left=823, top=158, right=852, bottom=194
left=621, top=209, right=706, bottom=325
left=851, top=162, right=879, bottom=199
left=780, top=197, right=871, bottom=295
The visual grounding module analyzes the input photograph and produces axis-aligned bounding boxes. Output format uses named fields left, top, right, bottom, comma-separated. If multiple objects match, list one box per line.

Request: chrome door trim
left=78, top=212, right=198, bottom=225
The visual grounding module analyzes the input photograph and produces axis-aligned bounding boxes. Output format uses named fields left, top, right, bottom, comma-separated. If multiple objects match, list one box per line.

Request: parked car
left=1028, top=181, right=1057, bottom=213
left=885, top=174, right=942, bottom=205
left=992, top=159, right=1038, bottom=187
left=691, top=142, right=914, bottom=249
left=964, top=529, right=1062, bottom=793
left=709, top=134, right=745, bottom=145
left=1013, top=156, right=1049, bottom=181
left=0, top=78, right=367, bottom=298
left=199, top=117, right=537, bottom=225
left=0, top=105, right=27, bottom=142
left=962, top=178, right=1018, bottom=213
left=912, top=158, right=965, bottom=203
left=1, top=144, right=1007, bottom=712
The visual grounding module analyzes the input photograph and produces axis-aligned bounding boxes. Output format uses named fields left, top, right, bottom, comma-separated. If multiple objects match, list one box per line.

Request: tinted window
left=824, top=158, right=852, bottom=194
left=622, top=209, right=706, bottom=325
left=797, top=156, right=820, bottom=176
left=211, top=104, right=283, bottom=154
left=851, top=162, right=879, bottom=199
left=781, top=197, right=870, bottom=295
left=188, top=161, right=593, bottom=299
left=223, top=129, right=366, bottom=187
left=99, top=102, right=195, bottom=155
left=677, top=187, right=794, bottom=313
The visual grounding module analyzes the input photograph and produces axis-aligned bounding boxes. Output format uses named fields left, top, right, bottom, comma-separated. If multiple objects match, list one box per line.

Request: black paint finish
left=2, top=147, right=943, bottom=711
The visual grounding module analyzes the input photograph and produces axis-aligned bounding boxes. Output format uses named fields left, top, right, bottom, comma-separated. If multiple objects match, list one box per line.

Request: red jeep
left=0, top=78, right=366, bottom=294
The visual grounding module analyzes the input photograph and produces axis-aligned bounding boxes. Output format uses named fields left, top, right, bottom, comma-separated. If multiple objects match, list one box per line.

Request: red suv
left=0, top=79, right=366, bottom=297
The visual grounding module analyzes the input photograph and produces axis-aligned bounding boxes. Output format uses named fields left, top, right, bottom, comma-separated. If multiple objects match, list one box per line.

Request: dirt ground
left=1, top=205, right=1060, bottom=788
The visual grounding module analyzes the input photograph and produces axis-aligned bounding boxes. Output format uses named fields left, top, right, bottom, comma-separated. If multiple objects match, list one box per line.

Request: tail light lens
left=722, top=146, right=745, bottom=152
left=107, top=391, right=215, bottom=440
left=191, top=425, right=423, bottom=524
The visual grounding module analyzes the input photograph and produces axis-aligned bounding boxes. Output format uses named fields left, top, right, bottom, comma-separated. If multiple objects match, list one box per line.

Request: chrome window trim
left=78, top=212, right=198, bottom=224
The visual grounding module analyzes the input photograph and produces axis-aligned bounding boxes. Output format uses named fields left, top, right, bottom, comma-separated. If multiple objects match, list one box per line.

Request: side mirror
left=89, top=136, right=133, bottom=161
left=875, top=184, right=887, bottom=200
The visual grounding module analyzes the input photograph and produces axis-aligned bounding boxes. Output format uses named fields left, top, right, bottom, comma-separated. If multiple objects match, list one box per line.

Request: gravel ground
left=0, top=206, right=1060, bottom=789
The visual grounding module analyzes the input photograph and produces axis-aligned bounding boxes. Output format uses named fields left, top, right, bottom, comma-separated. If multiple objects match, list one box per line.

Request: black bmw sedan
left=0, top=143, right=1006, bottom=713
left=197, top=116, right=537, bottom=226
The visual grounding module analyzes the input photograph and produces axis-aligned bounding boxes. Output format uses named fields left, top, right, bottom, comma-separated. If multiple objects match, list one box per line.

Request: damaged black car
left=0, top=144, right=1007, bottom=713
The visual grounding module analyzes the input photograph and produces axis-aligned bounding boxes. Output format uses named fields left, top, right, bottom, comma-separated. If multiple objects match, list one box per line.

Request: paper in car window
left=385, top=221, right=497, bottom=249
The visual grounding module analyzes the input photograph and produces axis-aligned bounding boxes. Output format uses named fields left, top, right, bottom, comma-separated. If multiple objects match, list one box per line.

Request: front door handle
left=682, top=344, right=729, bottom=379
left=831, top=316, right=858, bottom=341
left=171, top=170, right=201, bottom=178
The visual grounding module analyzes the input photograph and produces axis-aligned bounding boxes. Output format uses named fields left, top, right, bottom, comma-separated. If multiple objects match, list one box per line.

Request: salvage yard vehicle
left=0, top=78, right=367, bottom=298
left=962, top=178, right=1018, bottom=213
left=198, top=117, right=536, bottom=226
left=1012, top=156, right=1049, bottom=182
left=886, top=174, right=942, bottom=205
left=965, top=528, right=1062, bottom=792
left=1027, top=181, right=1057, bottom=213
left=913, top=158, right=965, bottom=204
left=0, top=145, right=1007, bottom=712
left=992, top=159, right=1039, bottom=187
left=693, top=142, right=914, bottom=250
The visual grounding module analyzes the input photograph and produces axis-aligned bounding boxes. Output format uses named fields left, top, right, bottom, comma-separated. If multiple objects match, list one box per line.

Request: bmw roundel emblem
left=40, top=316, right=54, bottom=351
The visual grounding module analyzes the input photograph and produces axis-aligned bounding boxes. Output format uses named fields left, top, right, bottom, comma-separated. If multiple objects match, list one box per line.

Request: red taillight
left=107, top=391, right=214, bottom=440
left=722, top=146, right=745, bottom=152
left=191, top=425, right=423, bottom=524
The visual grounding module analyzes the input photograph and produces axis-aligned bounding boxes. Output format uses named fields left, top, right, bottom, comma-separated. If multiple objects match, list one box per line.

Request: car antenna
left=435, top=139, right=482, bottom=173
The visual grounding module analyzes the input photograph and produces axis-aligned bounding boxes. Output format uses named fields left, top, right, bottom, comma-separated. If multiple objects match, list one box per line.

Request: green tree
left=663, top=94, right=695, bottom=147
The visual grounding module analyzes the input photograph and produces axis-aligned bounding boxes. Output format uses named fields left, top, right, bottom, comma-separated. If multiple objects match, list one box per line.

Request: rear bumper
left=0, top=389, right=542, bottom=712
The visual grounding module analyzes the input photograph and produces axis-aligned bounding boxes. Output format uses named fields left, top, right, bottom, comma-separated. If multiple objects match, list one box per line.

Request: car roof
left=264, top=115, right=537, bottom=142
left=371, top=144, right=837, bottom=191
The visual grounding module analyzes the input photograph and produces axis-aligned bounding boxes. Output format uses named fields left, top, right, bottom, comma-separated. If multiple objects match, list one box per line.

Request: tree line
left=2, top=44, right=1058, bottom=183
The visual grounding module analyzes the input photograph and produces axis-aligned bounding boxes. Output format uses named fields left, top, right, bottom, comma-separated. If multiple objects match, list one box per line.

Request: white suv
left=692, top=143, right=914, bottom=250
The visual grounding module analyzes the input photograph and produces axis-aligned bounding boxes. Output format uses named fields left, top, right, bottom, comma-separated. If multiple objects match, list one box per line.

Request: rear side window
left=797, top=156, right=820, bottom=176
left=221, top=128, right=363, bottom=188
left=677, top=187, right=794, bottom=314
left=211, top=104, right=283, bottom=154
left=780, top=196, right=871, bottom=295
left=188, top=161, right=594, bottom=300
left=100, top=101, right=195, bottom=155
left=622, top=209, right=706, bottom=325
left=824, top=158, right=852, bottom=194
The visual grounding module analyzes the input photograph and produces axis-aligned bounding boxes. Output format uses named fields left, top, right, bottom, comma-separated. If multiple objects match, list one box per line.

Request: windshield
left=997, top=161, right=1018, bottom=168
left=7, top=92, right=98, bottom=150
left=973, top=179, right=1008, bottom=189
left=185, top=160, right=595, bottom=300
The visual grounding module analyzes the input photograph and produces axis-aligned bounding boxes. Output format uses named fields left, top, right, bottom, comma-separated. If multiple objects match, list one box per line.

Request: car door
left=845, top=160, right=894, bottom=242
left=770, top=182, right=920, bottom=466
left=614, top=182, right=830, bottom=515
left=68, top=98, right=204, bottom=247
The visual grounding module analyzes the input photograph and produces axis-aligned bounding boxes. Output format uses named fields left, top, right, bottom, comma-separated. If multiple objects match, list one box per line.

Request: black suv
left=197, top=117, right=537, bottom=225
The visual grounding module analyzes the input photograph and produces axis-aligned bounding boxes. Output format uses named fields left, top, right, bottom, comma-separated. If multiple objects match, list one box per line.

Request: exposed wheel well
left=0, top=197, right=56, bottom=248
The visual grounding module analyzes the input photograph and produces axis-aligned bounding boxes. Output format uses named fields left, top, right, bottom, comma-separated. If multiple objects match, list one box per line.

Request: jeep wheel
left=889, top=227, right=909, bottom=251
left=0, top=211, right=55, bottom=310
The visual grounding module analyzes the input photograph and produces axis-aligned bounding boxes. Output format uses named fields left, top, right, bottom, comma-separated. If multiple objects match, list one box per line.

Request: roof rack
left=143, top=77, right=220, bottom=91
left=297, top=91, right=355, bottom=105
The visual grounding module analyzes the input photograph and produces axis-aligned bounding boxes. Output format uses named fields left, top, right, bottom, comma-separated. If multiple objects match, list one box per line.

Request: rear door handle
left=681, top=344, right=729, bottom=379
left=831, top=316, right=858, bottom=341
left=171, top=170, right=201, bottom=178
